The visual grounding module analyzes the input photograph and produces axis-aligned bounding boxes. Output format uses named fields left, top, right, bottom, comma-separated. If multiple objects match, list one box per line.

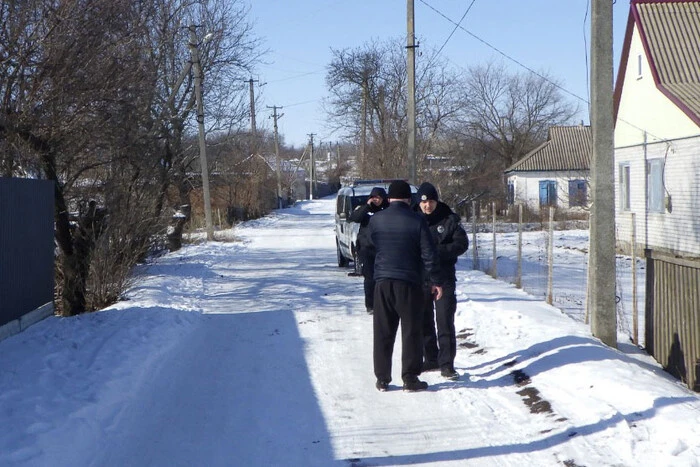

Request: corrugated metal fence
left=645, top=250, right=700, bottom=392
left=0, top=178, right=55, bottom=335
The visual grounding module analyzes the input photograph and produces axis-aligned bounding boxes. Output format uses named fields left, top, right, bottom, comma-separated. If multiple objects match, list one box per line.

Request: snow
left=1, top=197, right=699, bottom=466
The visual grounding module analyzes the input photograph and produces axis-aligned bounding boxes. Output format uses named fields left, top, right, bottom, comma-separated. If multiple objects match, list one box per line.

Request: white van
left=334, top=180, right=418, bottom=273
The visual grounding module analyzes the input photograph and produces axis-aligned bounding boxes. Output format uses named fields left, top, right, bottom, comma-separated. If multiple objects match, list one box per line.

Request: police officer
left=416, top=182, right=468, bottom=380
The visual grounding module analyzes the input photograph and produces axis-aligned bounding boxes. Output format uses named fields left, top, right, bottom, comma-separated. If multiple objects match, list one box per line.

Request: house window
left=568, top=179, right=587, bottom=207
left=619, top=163, right=631, bottom=211
left=637, top=54, right=643, bottom=79
left=507, top=181, right=515, bottom=205
left=647, top=158, right=665, bottom=213
left=539, top=180, right=557, bottom=207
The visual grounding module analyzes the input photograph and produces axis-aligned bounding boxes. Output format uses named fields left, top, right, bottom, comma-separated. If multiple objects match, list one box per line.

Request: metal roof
left=639, top=1, right=700, bottom=121
left=615, top=1, right=700, bottom=126
left=505, top=125, right=591, bottom=173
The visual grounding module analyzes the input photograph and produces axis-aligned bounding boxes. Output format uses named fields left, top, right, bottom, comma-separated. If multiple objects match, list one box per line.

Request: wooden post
left=472, top=201, right=479, bottom=270
left=491, top=202, right=497, bottom=278
left=516, top=204, right=523, bottom=288
left=632, top=213, right=639, bottom=345
left=547, top=206, right=554, bottom=305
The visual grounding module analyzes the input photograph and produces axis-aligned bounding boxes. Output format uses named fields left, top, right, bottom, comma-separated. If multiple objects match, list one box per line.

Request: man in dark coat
left=366, top=180, right=442, bottom=392
left=416, top=182, right=468, bottom=380
left=348, top=187, right=388, bottom=314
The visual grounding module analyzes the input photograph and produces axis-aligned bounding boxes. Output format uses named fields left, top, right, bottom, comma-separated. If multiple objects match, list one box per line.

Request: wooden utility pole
left=308, top=133, right=316, bottom=200
left=188, top=25, right=214, bottom=241
left=406, top=0, right=417, bottom=183
left=268, top=105, right=284, bottom=208
left=588, top=0, right=617, bottom=347
left=246, top=78, right=259, bottom=155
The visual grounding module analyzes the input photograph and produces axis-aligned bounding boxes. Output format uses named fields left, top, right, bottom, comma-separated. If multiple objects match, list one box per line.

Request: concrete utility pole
left=406, top=0, right=417, bottom=184
left=361, top=81, right=368, bottom=176
left=588, top=0, right=617, bottom=347
left=188, top=25, right=214, bottom=241
left=308, top=133, right=316, bottom=200
left=268, top=105, right=284, bottom=208
left=246, top=78, right=259, bottom=155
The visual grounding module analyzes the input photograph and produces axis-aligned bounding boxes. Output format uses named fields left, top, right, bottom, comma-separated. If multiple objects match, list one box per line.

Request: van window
left=336, top=195, right=344, bottom=215
left=351, top=196, right=369, bottom=210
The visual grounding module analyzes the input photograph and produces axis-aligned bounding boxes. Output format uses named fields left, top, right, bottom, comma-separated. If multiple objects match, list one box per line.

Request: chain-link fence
left=461, top=207, right=646, bottom=346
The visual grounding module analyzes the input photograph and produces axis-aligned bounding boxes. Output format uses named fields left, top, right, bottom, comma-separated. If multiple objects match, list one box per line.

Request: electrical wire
left=418, top=0, right=477, bottom=84
left=418, top=0, right=589, bottom=104
left=420, top=0, right=669, bottom=143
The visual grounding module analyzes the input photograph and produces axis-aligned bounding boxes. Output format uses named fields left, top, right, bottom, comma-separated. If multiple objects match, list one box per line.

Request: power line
left=265, top=69, right=325, bottom=84
left=418, top=0, right=589, bottom=105
left=418, top=0, right=477, bottom=84
left=281, top=98, right=319, bottom=108
left=432, top=0, right=477, bottom=62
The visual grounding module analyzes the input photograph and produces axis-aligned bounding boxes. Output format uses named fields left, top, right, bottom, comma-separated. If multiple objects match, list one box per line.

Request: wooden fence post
left=491, top=202, right=497, bottom=278
left=472, top=201, right=479, bottom=270
left=632, top=212, right=638, bottom=345
left=516, top=204, right=523, bottom=288
left=547, top=206, right=554, bottom=305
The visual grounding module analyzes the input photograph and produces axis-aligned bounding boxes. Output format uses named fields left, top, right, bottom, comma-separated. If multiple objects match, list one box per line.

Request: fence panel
left=645, top=250, right=700, bottom=391
left=0, top=178, right=54, bottom=329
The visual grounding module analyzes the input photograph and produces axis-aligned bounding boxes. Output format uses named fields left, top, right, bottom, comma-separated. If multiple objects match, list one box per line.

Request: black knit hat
left=417, top=182, right=439, bottom=202
left=369, top=187, right=387, bottom=199
left=388, top=180, right=412, bottom=199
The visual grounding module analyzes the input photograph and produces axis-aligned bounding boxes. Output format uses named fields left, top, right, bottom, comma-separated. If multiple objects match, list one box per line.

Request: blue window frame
left=539, top=180, right=557, bottom=207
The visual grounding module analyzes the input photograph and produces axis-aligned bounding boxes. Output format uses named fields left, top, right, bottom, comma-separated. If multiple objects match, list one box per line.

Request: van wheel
left=337, top=240, right=349, bottom=267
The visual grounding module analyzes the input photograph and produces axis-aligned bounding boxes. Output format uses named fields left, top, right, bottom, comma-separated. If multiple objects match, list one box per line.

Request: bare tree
left=325, top=39, right=462, bottom=180
left=455, top=61, right=578, bottom=168
left=143, top=0, right=262, bottom=242
left=0, top=0, right=262, bottom=315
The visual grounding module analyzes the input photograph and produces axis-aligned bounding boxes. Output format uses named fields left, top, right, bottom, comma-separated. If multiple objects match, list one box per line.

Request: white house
left=614, top=0, right=700, bottom=257
left=504, top=125, right=591, bottom=215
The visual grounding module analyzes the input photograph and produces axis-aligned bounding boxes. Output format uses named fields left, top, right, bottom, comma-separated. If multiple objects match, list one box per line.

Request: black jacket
left=417, top=201, right=468, bottom=284
left=367, top=201, right=442, bottom=286
left=348, top=200, right=388, bottom=251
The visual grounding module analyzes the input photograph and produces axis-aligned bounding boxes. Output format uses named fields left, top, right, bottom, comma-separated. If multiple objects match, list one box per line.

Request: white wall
left=615, top=136, right=700, bottom=256
left=615, top=26, right=700, bottom=148
left=614, top=22, right=700, bottom=256
left=508, top=171, right=590, bottom=214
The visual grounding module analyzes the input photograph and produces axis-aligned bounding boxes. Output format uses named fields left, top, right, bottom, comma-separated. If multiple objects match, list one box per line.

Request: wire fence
left=461, top=207, right=646, bottom=347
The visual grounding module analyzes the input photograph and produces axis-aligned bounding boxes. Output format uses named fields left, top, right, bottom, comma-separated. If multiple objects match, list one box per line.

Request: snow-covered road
left=1, top=198, right=699, bottom=466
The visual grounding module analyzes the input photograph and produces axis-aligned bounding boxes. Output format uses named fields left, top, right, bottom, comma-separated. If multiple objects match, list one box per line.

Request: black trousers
left=422, top=283, right=457, bottom=369
left=360, top=248, right=376, bottom=310
left=373, top=279, right=425, bottom=382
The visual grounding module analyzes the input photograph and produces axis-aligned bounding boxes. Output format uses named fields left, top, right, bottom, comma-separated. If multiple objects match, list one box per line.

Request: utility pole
left=246, top=78, right=259, bottom=155
left=188, top=25, right=214, bottom=241
left=406, top=0, right=417, bottom=184
left=268, top=105, right=284, bottom=208
left=361, top=81, right=368, bottom=176
left=308, top=133, right=316, bottom=200
left=588, top=0, right=617, bottom=348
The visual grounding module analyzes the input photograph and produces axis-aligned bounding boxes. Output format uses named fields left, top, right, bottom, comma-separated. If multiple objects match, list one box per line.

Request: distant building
left=504, top=125, right=591, bottom=215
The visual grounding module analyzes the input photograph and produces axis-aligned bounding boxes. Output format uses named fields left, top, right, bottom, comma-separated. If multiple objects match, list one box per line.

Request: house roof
left=614, top=0, right=700, bottom=127
left=504, top=125, right=591, bottom=174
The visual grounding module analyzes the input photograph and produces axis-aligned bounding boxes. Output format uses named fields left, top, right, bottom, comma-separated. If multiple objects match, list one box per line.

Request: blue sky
left=247, top=0, right=631, bottom=148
